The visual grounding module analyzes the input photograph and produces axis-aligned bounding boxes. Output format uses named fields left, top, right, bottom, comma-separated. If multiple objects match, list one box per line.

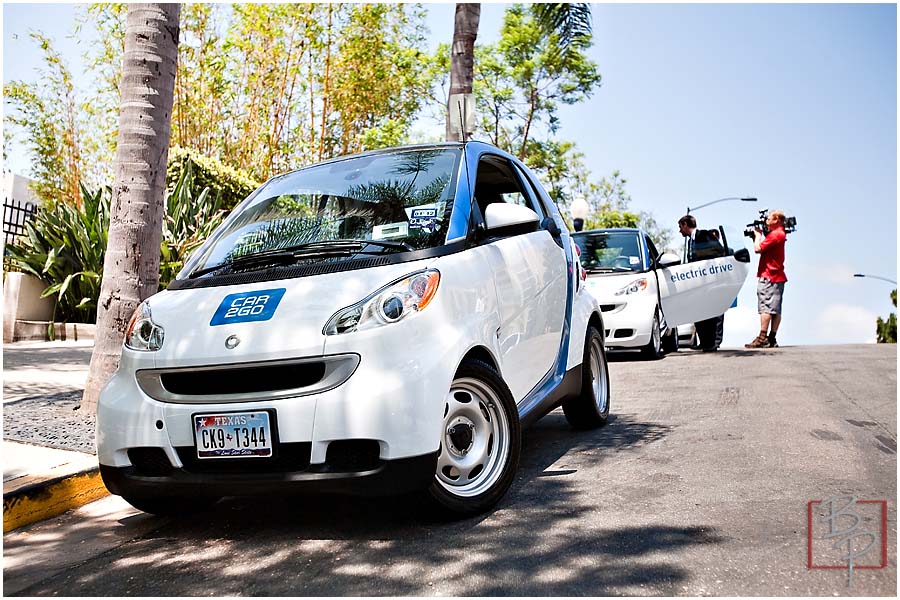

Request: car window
left=184, top=148, right=462, bottom=277
left=645, top=236, right=660, bottom=263
left=573, top=231, right=644, bottom=273
left=691, top=227, right=727, bottom=261
left=473, top=155, right=543, bottom=221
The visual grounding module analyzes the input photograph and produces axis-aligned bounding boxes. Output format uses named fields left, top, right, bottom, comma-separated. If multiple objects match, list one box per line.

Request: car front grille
left=161, top=362, right=326, bottom=396
left=135, top=354, right=360, bottom=404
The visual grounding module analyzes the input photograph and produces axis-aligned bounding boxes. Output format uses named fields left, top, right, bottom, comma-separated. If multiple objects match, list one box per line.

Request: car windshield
left=574, top=231, right=644, bottom=273
left=184, top=148, right=461, bottom=278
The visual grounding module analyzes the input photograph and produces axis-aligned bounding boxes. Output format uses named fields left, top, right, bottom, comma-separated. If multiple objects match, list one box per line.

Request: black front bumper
left=100, top=452, right=438, bottom=499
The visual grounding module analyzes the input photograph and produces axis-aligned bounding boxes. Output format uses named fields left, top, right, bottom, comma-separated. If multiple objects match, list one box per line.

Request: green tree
left=473, top=4, right=601, bottom=159
left=876, top=289, right=897, bottom=343
left=83, top=3, right=436, bottom=181
left=4, top=34, right=86, bottom=205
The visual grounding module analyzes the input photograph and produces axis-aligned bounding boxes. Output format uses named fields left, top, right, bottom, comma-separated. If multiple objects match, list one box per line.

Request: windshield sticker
left=409, top=207, right=439, bottom=233
left=373, top=222, right=409, bottom=240
left=629, top=256, right=640, bottom=265
left=210, top=288, right=286, bottom=326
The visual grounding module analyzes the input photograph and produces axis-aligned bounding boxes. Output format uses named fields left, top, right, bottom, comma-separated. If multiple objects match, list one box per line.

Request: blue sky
left=4, top=2, right=897, bottom=346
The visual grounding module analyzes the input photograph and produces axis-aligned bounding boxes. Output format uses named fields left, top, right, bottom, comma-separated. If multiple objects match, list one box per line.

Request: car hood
left=146, top=259, right=433, bottom=368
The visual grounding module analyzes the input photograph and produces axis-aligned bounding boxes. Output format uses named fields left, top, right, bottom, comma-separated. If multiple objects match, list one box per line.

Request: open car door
left=657, top=225, right=751, bottom=327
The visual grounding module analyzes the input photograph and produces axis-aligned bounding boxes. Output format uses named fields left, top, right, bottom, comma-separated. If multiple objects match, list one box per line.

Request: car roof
left=573, top=228, right=645, bottom=235
left=271, top=141, right=511, bottom=181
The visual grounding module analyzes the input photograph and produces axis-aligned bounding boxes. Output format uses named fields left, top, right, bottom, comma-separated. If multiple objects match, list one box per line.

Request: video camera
left=744, top=208, right=797, bottom=238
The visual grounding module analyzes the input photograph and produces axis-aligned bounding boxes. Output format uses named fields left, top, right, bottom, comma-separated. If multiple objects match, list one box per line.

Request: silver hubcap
left=436, top=377, right=510, bottom=497
left=590, top=336, right=609, bottom=413
left=652, top=316, right=661, bottom=353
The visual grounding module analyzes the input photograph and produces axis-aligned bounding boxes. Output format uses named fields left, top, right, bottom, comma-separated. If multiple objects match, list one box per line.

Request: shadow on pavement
left=6, top=410, right=707, bottom=596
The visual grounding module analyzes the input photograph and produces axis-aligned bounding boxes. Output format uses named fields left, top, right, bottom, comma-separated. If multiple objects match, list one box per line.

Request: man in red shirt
left=745, top=210, right=788, bottom=348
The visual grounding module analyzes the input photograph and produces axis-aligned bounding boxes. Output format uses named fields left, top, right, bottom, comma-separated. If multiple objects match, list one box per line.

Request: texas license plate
left=193, top=411, right=273, bottom=459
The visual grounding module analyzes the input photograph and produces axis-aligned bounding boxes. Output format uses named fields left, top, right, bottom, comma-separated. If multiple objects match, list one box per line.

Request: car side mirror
left=484, top=203, right=540, bottom=234
left=656, top=252, right=681, bottom=268
left=733, top=248, right=751, bottom=263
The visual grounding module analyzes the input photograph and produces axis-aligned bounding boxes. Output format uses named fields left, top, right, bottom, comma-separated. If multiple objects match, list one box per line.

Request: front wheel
left=563, top=326, right=611, bottom=429
left=426, top=360, right=521, bottom=517
left=641, top=311, right=664, bottom=360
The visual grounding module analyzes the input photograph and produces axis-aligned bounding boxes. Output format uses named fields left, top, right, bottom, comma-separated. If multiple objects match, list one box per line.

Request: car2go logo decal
left=210, top=288, right=286, bottom=326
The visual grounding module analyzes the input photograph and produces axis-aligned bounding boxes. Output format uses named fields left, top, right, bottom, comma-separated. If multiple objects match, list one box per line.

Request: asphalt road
left=3, top=344, right=896, bottom=596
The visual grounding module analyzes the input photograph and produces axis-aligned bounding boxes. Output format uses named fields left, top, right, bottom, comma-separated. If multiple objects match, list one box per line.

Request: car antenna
left=458, top=101, right=467, bottom=143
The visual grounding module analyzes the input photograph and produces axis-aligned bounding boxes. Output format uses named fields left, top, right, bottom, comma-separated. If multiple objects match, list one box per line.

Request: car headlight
left=124, top=301, right=165, bottom=351
left=614, top=278, right=648, bottom=296
left=324, top=269, right=440, bottom=335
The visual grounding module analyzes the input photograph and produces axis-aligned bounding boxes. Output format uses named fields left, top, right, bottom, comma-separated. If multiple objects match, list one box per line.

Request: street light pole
left=686, top=197, right=757, bottom=215
left=853, top=273, right=898, bottom=285
left=570, top=196, right=589, bottom=232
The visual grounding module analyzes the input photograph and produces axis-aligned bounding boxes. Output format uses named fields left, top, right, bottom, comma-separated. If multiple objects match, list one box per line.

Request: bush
left=7, top=166, right=228, bottom=329
left=166, top=146, right=259, bottom=210
left=6, top=184, right=109, bottom=325
left=159, top=161, right=229, bottom=286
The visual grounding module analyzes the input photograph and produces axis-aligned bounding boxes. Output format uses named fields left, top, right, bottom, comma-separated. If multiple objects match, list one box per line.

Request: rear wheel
left=122, top=495, right=220, bottom=517
left=563, top=326, right=610, bottom=429
left=641, top=311, right=664, bottom=360
left=426, top=360, right=521, bottom=517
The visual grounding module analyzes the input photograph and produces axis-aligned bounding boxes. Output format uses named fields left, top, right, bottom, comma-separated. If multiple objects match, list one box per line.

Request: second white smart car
left=573, top=228, right=749, bottom=358
left=98, top=142, right=609, bottom=517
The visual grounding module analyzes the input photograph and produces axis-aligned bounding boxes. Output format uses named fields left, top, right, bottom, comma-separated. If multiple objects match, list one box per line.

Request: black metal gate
left=3, top=199, right=39, bottom=270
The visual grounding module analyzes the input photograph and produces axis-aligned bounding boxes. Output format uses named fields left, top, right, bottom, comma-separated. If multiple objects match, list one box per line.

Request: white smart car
left=97, top=142, right=609, bottom=517
left=572, top=228, right=749, bottom=358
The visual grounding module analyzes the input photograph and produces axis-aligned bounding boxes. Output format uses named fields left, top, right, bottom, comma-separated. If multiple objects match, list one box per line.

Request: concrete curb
left=3, top=467, right=109, bottom=532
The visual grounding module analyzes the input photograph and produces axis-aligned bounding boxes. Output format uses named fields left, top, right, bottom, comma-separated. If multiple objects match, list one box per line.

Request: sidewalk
left=2, top=340, right=105, bottom=531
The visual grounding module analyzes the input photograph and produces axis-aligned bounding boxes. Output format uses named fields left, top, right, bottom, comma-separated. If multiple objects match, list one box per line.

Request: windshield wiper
left=188, top=239, right=414, bottom=279
left=323, top=238, right=415, bottom=252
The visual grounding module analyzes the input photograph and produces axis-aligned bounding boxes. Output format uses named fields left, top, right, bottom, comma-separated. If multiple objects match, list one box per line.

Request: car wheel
left=661, top=326, right=679, bottom=353
left=641, top=311, right=664, bottom=360
left=426, top=359, right=521, bottom=516
left=122, top=495, right=220, bottom=517
left=562, top=326, right=611, bottom=429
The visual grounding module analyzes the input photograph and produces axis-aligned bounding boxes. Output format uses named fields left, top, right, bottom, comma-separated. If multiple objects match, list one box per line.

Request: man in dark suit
left=678, top=215, right=725, bottom=352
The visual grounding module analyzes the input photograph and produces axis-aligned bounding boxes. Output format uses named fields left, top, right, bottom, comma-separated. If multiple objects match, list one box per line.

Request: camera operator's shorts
left=757, top=278, right=785, bottom=314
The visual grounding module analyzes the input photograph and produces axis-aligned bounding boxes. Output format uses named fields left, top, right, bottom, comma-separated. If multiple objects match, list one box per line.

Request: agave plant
left=159, top=160, right=228, bottom=286
left=6, top=184, right=109, bottom=328
left=7, top=161, right=229, bottom=334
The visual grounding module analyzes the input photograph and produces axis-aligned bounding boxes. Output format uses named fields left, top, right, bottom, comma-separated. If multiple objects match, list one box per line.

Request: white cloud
left=815, top=304, right=878, bottom=344
left=807, top=263, right=859, bottom=287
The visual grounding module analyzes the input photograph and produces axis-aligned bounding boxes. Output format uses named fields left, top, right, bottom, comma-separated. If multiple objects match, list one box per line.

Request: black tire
left=562, top=326, right=611, bottom=429
left=426, top=360, right=521, bottom=517
left=641, top=311, right=664, bottom=360
left=122, top=495, right=220, bottom=516
left=661, top=326, right=679, bottom=353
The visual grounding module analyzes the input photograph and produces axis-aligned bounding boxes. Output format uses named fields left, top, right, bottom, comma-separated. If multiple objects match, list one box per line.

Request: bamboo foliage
left=4, top=34, right=84, bottom=206
left=80, top=3, right=434, bottom=184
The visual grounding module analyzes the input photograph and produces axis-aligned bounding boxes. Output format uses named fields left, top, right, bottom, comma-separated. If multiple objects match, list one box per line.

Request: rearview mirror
left=656, top=252, right=681, bottom=268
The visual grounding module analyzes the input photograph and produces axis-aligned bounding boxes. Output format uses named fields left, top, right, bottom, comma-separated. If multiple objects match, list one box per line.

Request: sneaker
left=744, top=334, right=768, bottom=348
left=767, top=335, right=778, bottom=348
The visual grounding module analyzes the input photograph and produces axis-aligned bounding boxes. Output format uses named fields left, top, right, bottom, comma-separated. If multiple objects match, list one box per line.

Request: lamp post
left=686, top=197, right=757, bottom=215
left=571, top=196, right=589, bottom=232
left=853, top=273, right=897, bottom=285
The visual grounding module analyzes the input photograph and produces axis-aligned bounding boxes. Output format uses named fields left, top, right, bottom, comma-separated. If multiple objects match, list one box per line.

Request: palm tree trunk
left=446, top=3, right=480, bottom=141
left=82, top=3, right=181, bottom=413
